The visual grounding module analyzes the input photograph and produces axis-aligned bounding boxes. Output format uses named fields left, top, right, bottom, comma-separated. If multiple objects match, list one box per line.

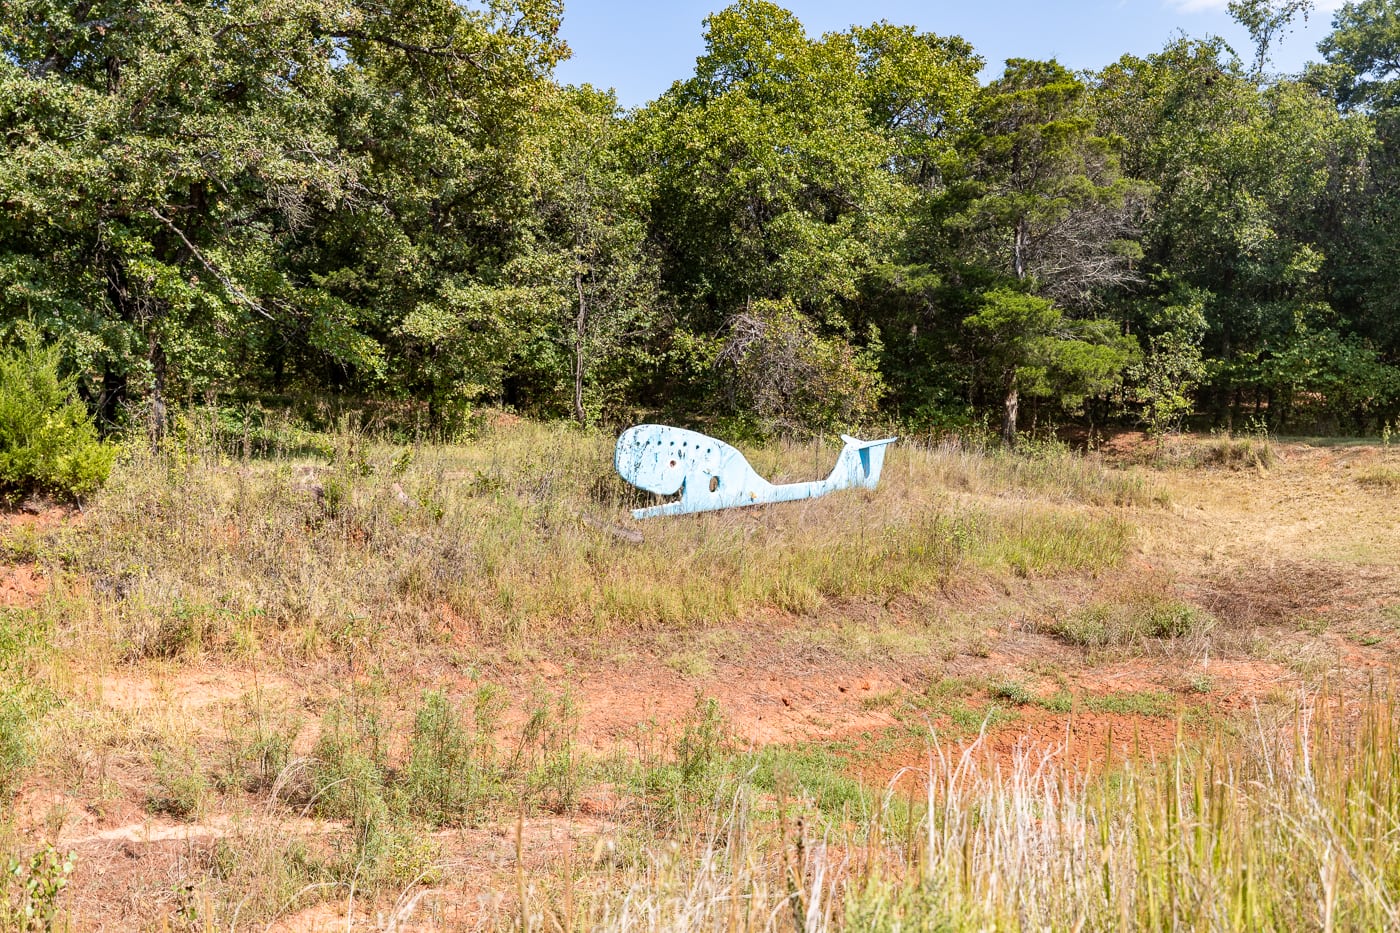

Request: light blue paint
left=615, top=424, right=897, bottom=520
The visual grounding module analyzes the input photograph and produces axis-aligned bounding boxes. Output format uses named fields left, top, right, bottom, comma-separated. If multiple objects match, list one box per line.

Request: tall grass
left=528, top=695, right=1400, bottom=931
left=30, top=413, right=1142, bottom=656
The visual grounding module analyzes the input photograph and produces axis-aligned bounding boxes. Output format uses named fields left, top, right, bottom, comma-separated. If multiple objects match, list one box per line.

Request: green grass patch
left=0, top=609, right=57, bottom=797
left=1081, top=690, right=1176, bottom=717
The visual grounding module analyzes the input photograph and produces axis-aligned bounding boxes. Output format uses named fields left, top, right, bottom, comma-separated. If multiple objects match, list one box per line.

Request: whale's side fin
left=830, top=435, right=899, bottom=489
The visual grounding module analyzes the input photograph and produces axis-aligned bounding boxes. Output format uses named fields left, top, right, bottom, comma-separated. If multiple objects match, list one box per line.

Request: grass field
left=1, top=413, right=1398, bottom=930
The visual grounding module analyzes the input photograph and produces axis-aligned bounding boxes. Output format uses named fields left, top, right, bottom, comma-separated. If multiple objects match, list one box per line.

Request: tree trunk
left=95, top=366, right=126, bottom=435
left=147, top=331, right=168, bottom=443
left=1002, top=375, right=1019, bottom=447
left=572, top=272, right=587, bottom=426
left=1013, top=219, right=1027, bottom=281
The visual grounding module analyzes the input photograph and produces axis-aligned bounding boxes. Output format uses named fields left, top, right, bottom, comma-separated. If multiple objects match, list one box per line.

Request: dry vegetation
left=1, top=415, right=1398, bottom=930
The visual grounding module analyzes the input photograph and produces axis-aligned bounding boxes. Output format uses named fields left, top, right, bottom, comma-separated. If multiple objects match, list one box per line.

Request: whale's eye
left=669, top=460, right=676, bottom=468
left=709, top=476, right=719, bottom=493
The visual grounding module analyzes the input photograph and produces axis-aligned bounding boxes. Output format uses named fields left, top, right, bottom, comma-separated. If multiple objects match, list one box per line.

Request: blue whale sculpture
left=615, top=424, right=898, bottom=519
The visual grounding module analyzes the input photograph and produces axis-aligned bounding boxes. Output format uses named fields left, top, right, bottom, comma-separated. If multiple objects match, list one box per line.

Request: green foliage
left=964, top=289, right=1136, bottom=442
left=1, top=0, right=1398, bottom=438
left=1317, top=0, right=1400, bottom=110
left=635, top=1, right=912, bottom=324
left=1096, top=36, right=1384, bottom=432
left=0, top=332, right=114, bottom=501
left=1229, top=0, right=1318, bottom=77
left=401, top=687, right=505, bottom=825
left=0, top=845, right=73, bottom=933
left=1128, top=290, right=1209, bottom=436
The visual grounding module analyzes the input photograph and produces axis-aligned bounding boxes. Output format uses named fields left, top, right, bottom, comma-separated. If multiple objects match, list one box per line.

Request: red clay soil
left=0, top=563, right=47, bottom=608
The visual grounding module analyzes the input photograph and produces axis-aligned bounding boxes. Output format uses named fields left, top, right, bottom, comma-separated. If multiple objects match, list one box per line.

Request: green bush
left=0, top=331, right=114, bottom=501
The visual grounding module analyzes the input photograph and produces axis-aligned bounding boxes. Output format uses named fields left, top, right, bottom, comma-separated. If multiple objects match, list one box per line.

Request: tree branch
left=326, top=27, right=486, bottom=71
left=146, top=208, right=276, bottom=323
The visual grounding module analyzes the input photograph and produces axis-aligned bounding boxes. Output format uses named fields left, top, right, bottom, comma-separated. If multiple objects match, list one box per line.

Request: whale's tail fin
left=829, top=435, right=898, bottom=490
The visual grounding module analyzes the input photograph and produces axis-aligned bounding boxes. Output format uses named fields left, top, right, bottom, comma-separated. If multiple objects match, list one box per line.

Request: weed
left=948, top=703, right=1018, bottom=733
left=664, top=650, right=713, bottom=678
left=217, top=690, right=299, bottom=794
left=514, top=685, right=582, bottom=812
left=989, top=680, right=1034, bottom=706
left=0, top=845, right=73, bottom=932
left=1355, top=466, right=1400, bottom=489
left=748, top=744, right=868, bottom=817
left=1037, top=690, right=1075, bottom=713
left=675, top=696, right=728, bottom=788
left=147, top=740, right=209, bottom=819
left=860, top=690, right=902, bottom=710
left=402, top=689, right=503, bottom=825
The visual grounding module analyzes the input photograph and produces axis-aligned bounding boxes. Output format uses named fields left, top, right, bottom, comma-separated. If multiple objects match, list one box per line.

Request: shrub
left=0, top=330, right=114, bottom=502
left=718, top=298, right=885, bottom=434
left=1046, top=598, right=1213, bottom=649
left=0, top=845, right=73, bottom=931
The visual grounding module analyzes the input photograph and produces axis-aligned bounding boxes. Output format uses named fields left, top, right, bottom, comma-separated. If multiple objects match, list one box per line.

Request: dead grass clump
left=1195, top=434, right=1278, bottom=471
left=217, top=690, right=300, bottom=795
left=1197, top=560, right=1347, bottom=629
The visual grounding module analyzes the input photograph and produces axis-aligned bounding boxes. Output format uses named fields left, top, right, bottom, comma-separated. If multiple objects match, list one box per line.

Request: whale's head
left=615, top=425, right=718, bottom=496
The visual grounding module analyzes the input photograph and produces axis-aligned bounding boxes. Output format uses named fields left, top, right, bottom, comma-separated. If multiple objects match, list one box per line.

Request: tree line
left=3, top=0, right=1400, bottom=441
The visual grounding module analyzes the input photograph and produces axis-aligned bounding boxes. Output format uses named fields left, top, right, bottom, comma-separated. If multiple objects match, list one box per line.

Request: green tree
left=0, top=0, right=567, bottom=430
left=951, top=59, right=1148, bottom=308
left=964, top=289, right=1135, bottom=445
left=1126, top=288, right=1209, bottom=438
left=1229, top=0, right=1317, bottom=78
left=635, top=6, right=906, bottom=320
left=942, top=60, right=1145, bottom=440
left=1316, top=0, right=1400, bottom=109
left=1095, top=38, right=1374, bottom=429
left=526, top=85, right=657, bottom=425
left=0, top=327, right=114, bottom=500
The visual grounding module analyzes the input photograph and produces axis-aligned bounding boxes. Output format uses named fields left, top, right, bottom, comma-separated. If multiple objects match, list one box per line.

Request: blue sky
left=553, top=0, right=1346, bottom=108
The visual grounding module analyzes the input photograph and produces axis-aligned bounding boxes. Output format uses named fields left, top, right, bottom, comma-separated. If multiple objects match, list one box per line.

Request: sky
left=552, top=0, right=1348, bottom=108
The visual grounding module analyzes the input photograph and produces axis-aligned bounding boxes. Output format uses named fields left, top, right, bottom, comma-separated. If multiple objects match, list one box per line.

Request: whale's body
left=614, top=424, right=897, bottom=519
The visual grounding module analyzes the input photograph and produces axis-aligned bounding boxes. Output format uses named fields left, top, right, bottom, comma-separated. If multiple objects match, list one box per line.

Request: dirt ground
left=4, top=437, right=1399, bottom=929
